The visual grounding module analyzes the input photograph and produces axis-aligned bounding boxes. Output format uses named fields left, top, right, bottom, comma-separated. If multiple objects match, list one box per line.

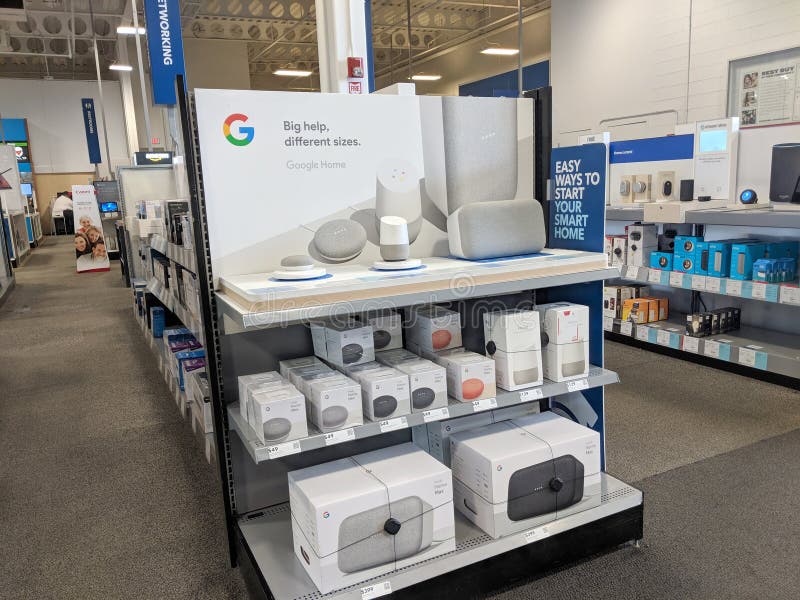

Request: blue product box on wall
left=730, top=242, right=767, bottom=280
left=766, top=241, right=799, bottom=260
left=674, top=236, right=704, bottom=255
left=695, top=241, right=710, bottom=276
left=650, top=252, right=673, bottom=271
left=150, top=306, right=166, bottom=338
left=673, top=254, right=697, bottom=274
left=707, top=241, right=733, bottom=277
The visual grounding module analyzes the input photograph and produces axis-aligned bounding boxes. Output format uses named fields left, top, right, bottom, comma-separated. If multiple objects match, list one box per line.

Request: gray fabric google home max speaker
left=448, top=199, right=546, bottom=260
left=440, top=97, right=519, bottom=215
left=507, top=455, right=584, bottom=521
left=337, top=496, right=433, bottom=573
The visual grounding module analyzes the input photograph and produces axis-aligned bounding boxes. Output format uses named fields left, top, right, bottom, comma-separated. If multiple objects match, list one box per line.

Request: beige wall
left=35, top=172, right=95, bottom=234
left=184, top=39, right=251, bottom=90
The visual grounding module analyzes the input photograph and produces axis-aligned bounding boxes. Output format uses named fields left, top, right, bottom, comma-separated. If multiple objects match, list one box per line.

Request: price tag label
left=379, top=416, right=408, bottom=433
left=567, top=379, right=589, bottom=392
left=523, top=524, right=549, bottom=544
left=361, top=581, right=392, bottom=600
left=656, top=329, right=671, bottom=346
left=324, top=428, right=355, bottom=446
left=780, top=285, right=800, bottom=305
left=266, top=440, right=301, bottom=459
left=683, top=336, right=700, bottom=353
left=705, top=277, right=722, bottom=294
left=704, top=340, right=720, bottom=359
left=519, top=388, right=544, bottom=402
left=669, top=271, right=684, bottom=287
left=603, top=316, right=614, bottom=331
left=472, top=397, right=498, bottom=412
left=751, top=283, right=766, bottom=300
left=691, top=275, right=706, bottom=291
left=422, top=407, right=450, bottom=423
left=620, top=321, right=633, bottom=336
left=648, top=268, right=663, bottom=284
left=627, top=266, right=642, bottom=280
left=738, top=347, right=757, bottom=367
left=727, top=280, right=743, bottom=297
left=636, top=325, right=650, bottom=341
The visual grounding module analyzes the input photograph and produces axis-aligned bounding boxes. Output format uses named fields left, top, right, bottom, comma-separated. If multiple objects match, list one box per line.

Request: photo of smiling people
left=71, top=185, right=110, bottom=273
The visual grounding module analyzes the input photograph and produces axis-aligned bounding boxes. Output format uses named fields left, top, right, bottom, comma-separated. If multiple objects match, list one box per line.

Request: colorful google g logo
left=323, top=511, right=330, bottom=519
left=223, top=113, right=254, bottom=146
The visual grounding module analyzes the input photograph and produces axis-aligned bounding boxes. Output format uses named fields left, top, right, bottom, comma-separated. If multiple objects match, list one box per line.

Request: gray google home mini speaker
left=448, top=199, right=546, bottom=260
left=337, top=496, right=433, bottom=573
left=507, top=455, right=585, bottom=521
left=262, top=417, right=293, bottom=442
left=412, top=387, right=436, bottom=410
left=372, top=395, right=398, bottom=419
left=322, top=405, right=349, bottom=429
left=312, top=219, right=368, bottom=262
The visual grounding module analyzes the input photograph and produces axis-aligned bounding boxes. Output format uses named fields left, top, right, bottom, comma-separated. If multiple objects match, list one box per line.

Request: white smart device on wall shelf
left=694, top=117, right=739, bottom=201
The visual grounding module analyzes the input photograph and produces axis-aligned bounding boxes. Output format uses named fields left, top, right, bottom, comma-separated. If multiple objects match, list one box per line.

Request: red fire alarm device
left=347, top=57, right=364, bottom=79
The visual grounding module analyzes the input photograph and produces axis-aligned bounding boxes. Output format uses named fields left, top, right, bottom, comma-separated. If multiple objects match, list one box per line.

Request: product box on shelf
left=626, top=224, right=658, bottom=267
left=395, top=360, right=448, bottom=412
left=658, top=225, right=692, bottom=252
left=427, top=349, right=496, bottom=402
left=766, top=241, right=799, bottom=260
left=603, top=285, right=634, bottom=319
left=450, top=412, right=601, bottom=539
left=536, top=303, right=590, bottom=382
left=288, top=443, right=456, bottom=594
left=359, top=311, right=403, bottom=351
left=674, top=235, right=704, bottom=256
left=173, top=349, right=204, bottom=390
left=730, top=242, right=767, bottom=280
left=611, top=236, right=627, bottom=268
left=483, top=309, right=543, bottom=390
left=307, top=375, right=364, bottom=432
left=310, top=321, right=375, bottom=368
left=621, top=298, right=654, bottom=324
left=179, top=356, right=205, bottom=391
left=279, top=356, right=324, bottom=379
left=238, top=371, right=284, bottom=420
left=250, top=383, right=308, bottom=444
left=644, top=297, right=669, bottom=321
left=649, top=251, right=673, bottom=271
left=604, top=235, right=614, bottom=266
left=354, top=367, right=412, bottom=421
left=150, top=306, right=166, bottom=337
left=673, top=254, right=697, bottom=274
left=404, top=305, right=463, bottom=352
left=414, top=403, right=540, bottom=466
left=695, top=241, right=710, bottom=276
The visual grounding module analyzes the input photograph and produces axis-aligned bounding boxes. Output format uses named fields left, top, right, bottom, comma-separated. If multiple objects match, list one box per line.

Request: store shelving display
left=174, top=85, right=642, bottom=600
left=607, top=204, right=800, bottom=228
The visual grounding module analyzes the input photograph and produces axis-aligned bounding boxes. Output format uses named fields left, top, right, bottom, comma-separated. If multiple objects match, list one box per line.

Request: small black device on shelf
left=679, top=179, right=694, bottom=201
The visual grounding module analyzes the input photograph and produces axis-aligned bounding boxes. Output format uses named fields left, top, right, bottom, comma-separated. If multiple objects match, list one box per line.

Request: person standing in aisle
left=52, top=191, right=74, bottom=234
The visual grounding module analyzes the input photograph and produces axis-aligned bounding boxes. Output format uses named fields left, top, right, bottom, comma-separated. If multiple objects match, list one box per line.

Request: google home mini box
left=288, top=442, right=455, bottom=594
left=416, top=402, right=540, bottom=466
left=483, top=309, right=543, bottom=391
left=430, top=350, right=496, bottom=402
left=250, top=384, right=308, bottom=444
left=536, top=303, right=590, bottom=382
left=245, top=378, right=298, bottom=426
left=307, top=376, right=363, bottom=432
left=405, top=305, right=462, bottom=352
left=310, top=321, right=375, bottom=368
left=279, top=356, right=324, bottom=379
left=360, top=311, right=403, bottom=351
left=355, top=367, right=411, bottom=421
left=375, top=347, right=420, bottom=366
left=450, top=412, right=600, bottom=538
left=394, top=360, right=448, bottom=412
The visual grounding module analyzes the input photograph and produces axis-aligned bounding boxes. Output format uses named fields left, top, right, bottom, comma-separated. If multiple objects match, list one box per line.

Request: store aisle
left=0, top=237, right=245, bottom=600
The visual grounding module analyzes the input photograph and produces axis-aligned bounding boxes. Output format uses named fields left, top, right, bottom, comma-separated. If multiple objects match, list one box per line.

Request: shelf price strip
left=472, top=397, right=498, bottom=412
left=266, top=440, right=301, bottom=459
left=361, top=581, right=392, bottom=600
left=519, top=388, right=544, bottom=402
left=324, top=427, right=355, bottom=446
left=422, top=407, right=450, bottom=422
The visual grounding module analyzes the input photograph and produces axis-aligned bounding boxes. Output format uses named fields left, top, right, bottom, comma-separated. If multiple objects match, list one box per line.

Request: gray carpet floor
left=1, top=237, right=799, bottom=599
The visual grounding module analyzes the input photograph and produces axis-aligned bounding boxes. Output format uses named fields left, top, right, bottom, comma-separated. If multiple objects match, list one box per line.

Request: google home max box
left=288, top=443, right=455, bottom=594
left=536, top=303, right=590, bottom=382
left=450, top=412, right=600, bottom=538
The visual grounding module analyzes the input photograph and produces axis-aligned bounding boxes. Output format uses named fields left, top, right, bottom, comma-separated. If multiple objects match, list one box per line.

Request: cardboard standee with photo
left=72, top=184, right=110, bottom=273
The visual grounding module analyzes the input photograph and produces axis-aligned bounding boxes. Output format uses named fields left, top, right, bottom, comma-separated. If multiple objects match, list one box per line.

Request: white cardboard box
left=450, top=412, right=601, bottom=538
left=405, top=306, right=462, bottom=352
left=310, top=321, right=375, bottom=368
left=536, top=303, right=590, bottom=382
left=279, top=356, right=323, bottom=379
left=288, top=443, right=455, bottom=594
left=361, top=311, right=403, bottom=351
left=356, top=367, right=412, bottom=421
left=625, top=224, right=659, bottom=267
left=395, top=360, right=448, bottom=412
left=237, top=372, right=284, bottom=420
left=430, top=350, right=496, bottom=402
left=250, top=385, right=308, bottom=444
left=483, top=310, right=543, bottom=391
left=307, top=376, right=364, bottom=432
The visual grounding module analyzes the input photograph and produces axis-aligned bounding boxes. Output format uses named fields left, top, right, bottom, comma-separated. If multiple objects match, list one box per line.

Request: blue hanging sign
left=549, top=143, right=607, bottom=253
left=144, top=0, right=186, bottom=105
left=81, top=98, right=102, bottom=164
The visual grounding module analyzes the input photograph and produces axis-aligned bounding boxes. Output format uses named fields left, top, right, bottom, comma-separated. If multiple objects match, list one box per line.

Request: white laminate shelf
left=616, top=265, right=800, bottom=307
left=228, top=366, right=619, bottom=464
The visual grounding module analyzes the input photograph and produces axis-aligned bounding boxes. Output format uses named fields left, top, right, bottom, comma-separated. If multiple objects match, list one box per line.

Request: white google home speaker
left=483, top=309, right=543, bottom=391
left=447, top=199, right=546, bottom=260
left=310, top=321, right=375, bottom=368
left=374, top=217, right=422, bottom=270
left=249, top=384, right=308, bottom=444
left=450, top=412, right=601, bottom=538
left=288, top=443, right=455, bottom=594
left=375, top=159, right=423, bottom=242
left=536, top=303, right=590, bottom=382
left=404, top=305, right=462, bottom=352
left=307, top=375, right=363, bottom=432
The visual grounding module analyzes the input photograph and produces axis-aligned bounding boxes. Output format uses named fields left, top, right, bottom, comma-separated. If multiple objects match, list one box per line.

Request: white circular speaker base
left=372, top=259, right=422, bottom=271
left=273, top=267, right=327, bottom=280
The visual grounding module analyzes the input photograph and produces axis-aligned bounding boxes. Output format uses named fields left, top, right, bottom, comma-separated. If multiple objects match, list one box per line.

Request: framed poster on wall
left=727, top=46, right=800, bottom=128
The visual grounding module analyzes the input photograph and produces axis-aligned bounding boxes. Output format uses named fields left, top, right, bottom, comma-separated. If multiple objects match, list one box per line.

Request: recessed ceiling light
left=274, top=69, right=312, bottom=77
left=116, top=26, right=146, bottom=35
left=411, top=74, right=442, bottom=81
left=480, top=47, right=519, bottom=56
left=109, top=64, right=133, bottom=71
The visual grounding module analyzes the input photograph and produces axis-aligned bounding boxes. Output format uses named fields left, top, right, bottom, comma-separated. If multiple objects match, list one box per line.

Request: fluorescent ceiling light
left=480, top=47, right=519, bottom=56
left=109, top=64, right=133, bottom=71
left=116, top=26, right=146, bottom=35
left=411, top=74, right=442, bottom=81
left=273, top=69, right=312, bottom=77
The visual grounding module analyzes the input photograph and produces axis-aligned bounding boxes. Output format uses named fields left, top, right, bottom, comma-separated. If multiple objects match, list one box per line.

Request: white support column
left=315, top=0, right=370, bottom=94
left=116, top=37, right=140, bottom=159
